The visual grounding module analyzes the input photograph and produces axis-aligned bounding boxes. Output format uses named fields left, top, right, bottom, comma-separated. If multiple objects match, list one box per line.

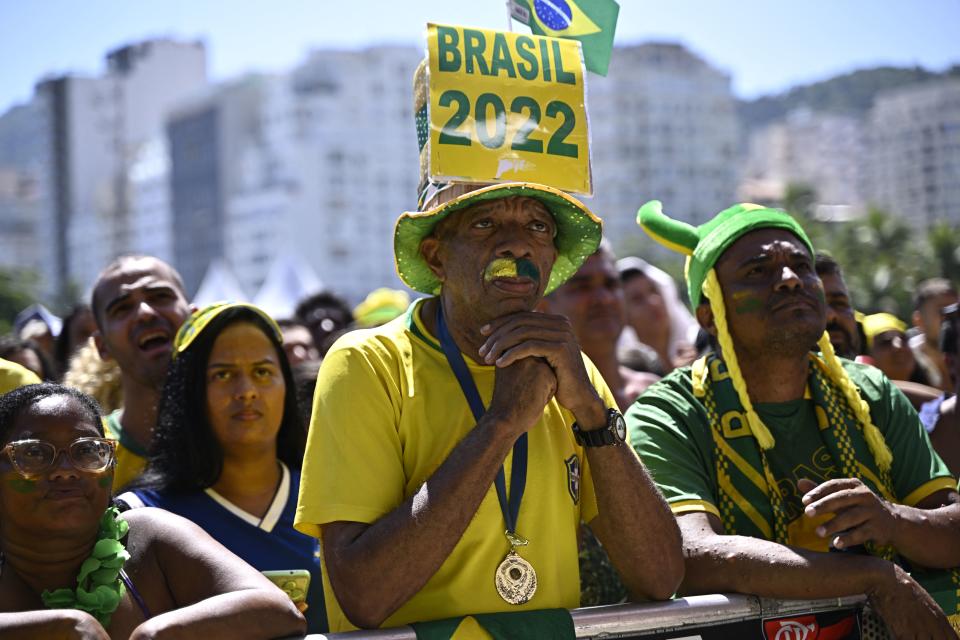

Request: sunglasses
left=2, top=437, right=116, bottom=477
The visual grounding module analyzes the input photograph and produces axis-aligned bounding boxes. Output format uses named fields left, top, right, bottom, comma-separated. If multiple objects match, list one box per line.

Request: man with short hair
left=911, top=278, right=959, bottom=391
left=815, top=253, right=861, bottom=360
left=296, top=183, right=683, bottom=631
left=544, top=240, right=659, bottom=411
left=629, top=201, right=960, bottom=637
left=90, top=255, right=193, bottom=489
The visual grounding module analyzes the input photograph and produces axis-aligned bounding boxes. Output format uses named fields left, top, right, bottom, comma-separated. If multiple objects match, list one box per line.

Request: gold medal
left=494, top=532, right=537, bottom=605
left=495, top=551, right=537, bottom=605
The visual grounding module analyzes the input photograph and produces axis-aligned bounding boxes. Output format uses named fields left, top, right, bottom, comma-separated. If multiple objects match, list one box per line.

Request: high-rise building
left=128, top=136, right=174, bottom=264
left=0, top=39, right=206, bottom=304
left=69, top=39, right=207, bottom=295
left=0, top=103, right=50, bottom=296
left=739, top=108, right=866, bottom=213
left=864, top=79, right=960, bottom=230
left=220, top=47, right=422, bottom=303
left=588, top=43, right=739, bottom=250
left=169, top=75, right=269, bottom=296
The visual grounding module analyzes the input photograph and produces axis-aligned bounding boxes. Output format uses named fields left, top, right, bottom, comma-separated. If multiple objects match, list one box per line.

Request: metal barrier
left=303, top=593, right=887, bottom=639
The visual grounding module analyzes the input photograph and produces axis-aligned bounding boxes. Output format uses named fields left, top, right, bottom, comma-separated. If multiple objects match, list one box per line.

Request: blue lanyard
left=436, top=302, right=528, bottom=537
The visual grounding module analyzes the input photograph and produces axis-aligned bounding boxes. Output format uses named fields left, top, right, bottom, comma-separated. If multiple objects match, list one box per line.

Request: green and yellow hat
left=394, top=60, right=602, bottom=296
left=353, top=288, right=411, bottom=328
left=637, top=200, right=814, bottom=310
left=862, top=312, right=907, bottom=350
left=173, top=302, right=282, bottom=358
left=634, top=200, right=892, bottom=471
left=394, top=182, right=602, bottom=295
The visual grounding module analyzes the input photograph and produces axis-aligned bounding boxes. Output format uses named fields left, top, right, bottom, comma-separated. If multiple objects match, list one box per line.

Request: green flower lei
left=40, top=506, right=130, bottom=627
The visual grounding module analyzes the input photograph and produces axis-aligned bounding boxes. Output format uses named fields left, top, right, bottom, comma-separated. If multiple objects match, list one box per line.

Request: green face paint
left=98, top=475, right=112, bottom=488
left=483, top=257, right=541, bottom=285
left=732, top=291, right=763, bottom=314
left=8, top=477, right=37, bottom=493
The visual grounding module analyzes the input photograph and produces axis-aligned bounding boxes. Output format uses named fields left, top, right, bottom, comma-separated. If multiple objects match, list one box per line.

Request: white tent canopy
left=253, top=253, right=324, bottom=320
left=192, top=258, right=249, bottom=308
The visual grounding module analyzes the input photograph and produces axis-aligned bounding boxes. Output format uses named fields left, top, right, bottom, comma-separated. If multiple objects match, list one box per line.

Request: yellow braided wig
left=816, top=333, right=893, bottom=472
left=702, top=269, right=776, bottom=450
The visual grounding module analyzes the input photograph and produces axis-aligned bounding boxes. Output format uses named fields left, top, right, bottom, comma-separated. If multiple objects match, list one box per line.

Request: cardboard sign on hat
left=394, top=23, right=602, bottom=296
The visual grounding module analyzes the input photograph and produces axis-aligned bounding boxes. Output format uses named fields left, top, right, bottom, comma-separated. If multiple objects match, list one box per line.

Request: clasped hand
left=478, top=311, right=600, bottom=431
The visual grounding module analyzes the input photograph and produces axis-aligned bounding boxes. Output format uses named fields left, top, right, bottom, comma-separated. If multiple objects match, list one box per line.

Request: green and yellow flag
left=509, top=0, right=619, bottom=76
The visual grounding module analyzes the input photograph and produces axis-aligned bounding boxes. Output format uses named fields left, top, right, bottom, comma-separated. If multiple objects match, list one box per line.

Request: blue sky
left=1, top=0, right=958, bottom=113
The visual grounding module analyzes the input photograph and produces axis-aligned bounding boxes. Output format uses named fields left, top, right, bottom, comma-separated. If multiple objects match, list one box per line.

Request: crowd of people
left=2, top=66, right=959, bottom=640
left=0, top=191, right=958, bottom=639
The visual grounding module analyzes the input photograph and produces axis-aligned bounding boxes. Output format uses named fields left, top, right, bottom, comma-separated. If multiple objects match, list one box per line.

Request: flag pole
left=505, top=1, right=514, bottom=31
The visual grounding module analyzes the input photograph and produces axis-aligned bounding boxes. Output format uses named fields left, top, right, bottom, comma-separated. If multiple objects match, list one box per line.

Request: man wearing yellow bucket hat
left=295, top=172, right=682, bottom=629
left=628, top=200, right=960, bottom=637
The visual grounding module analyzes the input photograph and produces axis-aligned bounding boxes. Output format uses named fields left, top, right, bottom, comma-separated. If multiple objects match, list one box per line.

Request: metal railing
left=303, top=593, right=881, bottom=639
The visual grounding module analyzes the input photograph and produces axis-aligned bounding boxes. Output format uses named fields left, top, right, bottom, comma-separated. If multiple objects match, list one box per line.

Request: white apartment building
left=864, top=79, right=960, bottom=230
left=0, top=104, right=48, bottom=295
left=222, top=46, right=422, bottom=304
left=0, top=39, right=207, bottom=304
left=740, top=108, right=866, bottom=212
left=588, top=43, right=739, bottom=250
left=68, top=39, right=207, bottom=294
left=0, top=169, right=40, bottom=276
left=128, top=136, right=174, bottom=264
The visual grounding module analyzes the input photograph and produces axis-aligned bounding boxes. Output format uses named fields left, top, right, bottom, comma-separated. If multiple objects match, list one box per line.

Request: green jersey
left=628, top=357, right=954, bottom=552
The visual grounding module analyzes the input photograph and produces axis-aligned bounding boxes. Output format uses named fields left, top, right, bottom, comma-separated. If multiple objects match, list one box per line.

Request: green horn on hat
left=637, top=200, right=698, bottom=256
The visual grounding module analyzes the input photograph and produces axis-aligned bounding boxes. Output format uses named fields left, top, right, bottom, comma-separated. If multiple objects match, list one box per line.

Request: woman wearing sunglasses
left=0, top=383, right=305, bottom=639
left=118, top=302, right=325, bottom=633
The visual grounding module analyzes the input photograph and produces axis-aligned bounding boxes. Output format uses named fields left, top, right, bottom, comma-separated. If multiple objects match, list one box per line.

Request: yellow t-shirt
left=295, top=299, right=616, bottom=631
left=0, top=358, right=41, bottom=395
left=102, top=410, right=147, bottom=491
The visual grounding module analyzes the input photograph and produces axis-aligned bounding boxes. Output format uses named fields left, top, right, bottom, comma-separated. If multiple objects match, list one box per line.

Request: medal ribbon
left=436, top=302, right=528, bottom=539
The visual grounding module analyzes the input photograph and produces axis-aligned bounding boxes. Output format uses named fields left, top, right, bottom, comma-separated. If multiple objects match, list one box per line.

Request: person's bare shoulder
left=120, top=506, right=189, bottom=547
left=120, top=506, right=277, bottom=599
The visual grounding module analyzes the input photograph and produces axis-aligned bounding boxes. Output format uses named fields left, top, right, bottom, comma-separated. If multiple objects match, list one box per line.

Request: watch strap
left=573, top=408, right=624, bottom=447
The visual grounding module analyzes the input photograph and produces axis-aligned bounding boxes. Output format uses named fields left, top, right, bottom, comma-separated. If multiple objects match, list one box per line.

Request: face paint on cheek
left=8, top=478, right=37, bottom=493
left=98, top=475, right=112, bottom=488
left=483, top=258, right=541, bottom=285
left=731, top=291, right=763, bottom=314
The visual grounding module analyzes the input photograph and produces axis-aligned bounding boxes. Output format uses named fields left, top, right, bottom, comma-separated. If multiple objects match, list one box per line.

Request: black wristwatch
left=572, top=408, right=626, bottom=447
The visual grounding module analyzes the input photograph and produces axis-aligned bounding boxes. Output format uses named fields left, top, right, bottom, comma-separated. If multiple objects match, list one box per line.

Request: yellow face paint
left=483, top=258, right=541, bottom=284
left=485, top=258, right=519, bottom=280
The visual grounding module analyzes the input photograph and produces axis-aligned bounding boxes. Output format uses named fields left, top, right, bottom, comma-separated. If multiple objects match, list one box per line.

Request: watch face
left=613, top=413, right=627, bottom=442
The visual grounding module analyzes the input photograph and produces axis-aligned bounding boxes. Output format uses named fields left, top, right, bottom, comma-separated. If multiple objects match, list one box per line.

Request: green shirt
left=628, top=358, right=955, bottom=552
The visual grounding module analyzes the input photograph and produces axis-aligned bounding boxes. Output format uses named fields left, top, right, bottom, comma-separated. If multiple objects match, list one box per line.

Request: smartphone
left=262, top=569, right=311, bottom=605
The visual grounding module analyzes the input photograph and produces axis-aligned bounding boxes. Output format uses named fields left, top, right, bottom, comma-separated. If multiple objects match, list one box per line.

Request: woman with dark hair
left=0, top=383, right=305, bottom=638
left=118, top=302, right=325, bottom=633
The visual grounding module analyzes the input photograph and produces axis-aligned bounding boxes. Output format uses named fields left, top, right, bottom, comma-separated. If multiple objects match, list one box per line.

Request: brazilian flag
left=510, top=0, right=620, bottom=76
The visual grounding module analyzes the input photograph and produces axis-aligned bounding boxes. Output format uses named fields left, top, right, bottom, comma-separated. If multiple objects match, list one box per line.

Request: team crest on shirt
left=565, top=455, right=581, bottom=504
